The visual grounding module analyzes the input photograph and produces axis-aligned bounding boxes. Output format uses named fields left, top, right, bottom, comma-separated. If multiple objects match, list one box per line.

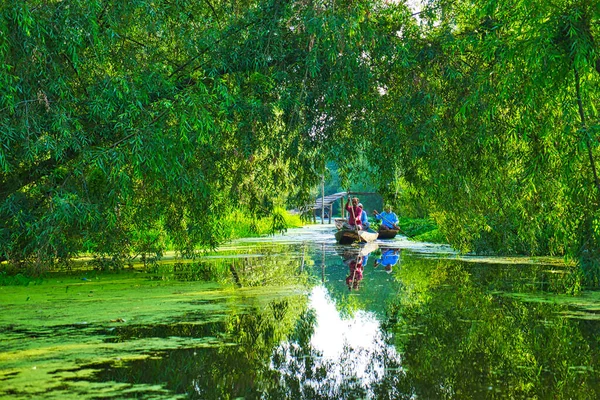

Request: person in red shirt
left=345, top=256, right=364, bottom=291
left=345, top=196, right=363, bottom=229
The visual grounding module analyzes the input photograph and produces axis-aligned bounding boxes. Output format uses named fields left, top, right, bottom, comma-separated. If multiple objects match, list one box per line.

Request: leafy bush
left=0, top=271, right=43, bottom=286
left=397, top=217, right=439, bottom=239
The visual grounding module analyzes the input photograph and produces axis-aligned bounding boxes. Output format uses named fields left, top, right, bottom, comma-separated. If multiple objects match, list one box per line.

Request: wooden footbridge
left=310, top=191, right=377, bottom=224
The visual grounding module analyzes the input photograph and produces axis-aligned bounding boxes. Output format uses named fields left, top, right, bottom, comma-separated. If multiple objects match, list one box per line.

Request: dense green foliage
left=1, top=0, right=378, bottom=264
left=362, top=0, right=600, bottom=273
left=1, top=0, right=599, bottom=280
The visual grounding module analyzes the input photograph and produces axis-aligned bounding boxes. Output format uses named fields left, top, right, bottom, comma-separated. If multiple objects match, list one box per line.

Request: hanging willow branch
left=574, top=66, right=600, bottom=200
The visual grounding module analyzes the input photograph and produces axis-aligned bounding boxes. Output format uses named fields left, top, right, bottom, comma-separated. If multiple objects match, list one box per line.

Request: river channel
left=1, top=224, right=600, bottom=399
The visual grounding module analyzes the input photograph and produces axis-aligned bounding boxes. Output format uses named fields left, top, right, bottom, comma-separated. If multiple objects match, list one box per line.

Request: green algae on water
left=0, top=256, right=309, bottom=399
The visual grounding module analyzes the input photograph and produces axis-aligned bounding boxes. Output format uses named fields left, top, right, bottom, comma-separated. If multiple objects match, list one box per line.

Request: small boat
left=377, top=227, right=400, bottom=239
left=337, top=242, right=379, bottom=259
left=334, top=218, right=347, bottom=230
left=335, top=228, right=379, bottom=244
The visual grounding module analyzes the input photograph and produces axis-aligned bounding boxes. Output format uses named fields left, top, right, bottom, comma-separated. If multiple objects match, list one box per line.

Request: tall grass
left=222, top=208, right=304, bottom=239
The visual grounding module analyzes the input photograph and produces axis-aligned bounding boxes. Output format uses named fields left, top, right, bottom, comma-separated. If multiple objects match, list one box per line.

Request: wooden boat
left=334, top=218, right=347, bottom=230
left=377, top=227, right=400, bottom=239
left=337, top=242, right=379, bottom=259
left=335, top=228, right=379, bottom=244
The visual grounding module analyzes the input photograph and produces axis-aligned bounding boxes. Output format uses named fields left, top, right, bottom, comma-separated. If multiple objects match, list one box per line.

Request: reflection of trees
left=88, top=296, right=307, bottom=399
left=66, top=249, right=600, bottom=398
left=81, top=244, right=317, bottom=398
left=94, top=299, right=409, bottom=399
left=147, top=243, right=312, bottom=288
left=384, top=256, right=600, bottom=398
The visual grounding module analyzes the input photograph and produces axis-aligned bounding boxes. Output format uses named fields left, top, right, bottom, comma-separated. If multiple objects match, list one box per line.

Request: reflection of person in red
left=345, top=256, right=364, bottom=291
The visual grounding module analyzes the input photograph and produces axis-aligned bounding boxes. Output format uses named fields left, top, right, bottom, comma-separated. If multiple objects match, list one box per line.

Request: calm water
left=1, top=225, right=600, bottom=399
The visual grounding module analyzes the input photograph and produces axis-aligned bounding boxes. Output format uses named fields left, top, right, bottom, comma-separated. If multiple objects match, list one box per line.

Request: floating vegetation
left=3, top=228, right=600, bottom=398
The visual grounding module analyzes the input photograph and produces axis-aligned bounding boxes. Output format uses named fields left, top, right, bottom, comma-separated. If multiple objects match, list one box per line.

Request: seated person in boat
left=373, top=204, right=399, bottom=230
left=358, top=203, right=370, bottom=229
left=344, top=196, right=363, bottom=229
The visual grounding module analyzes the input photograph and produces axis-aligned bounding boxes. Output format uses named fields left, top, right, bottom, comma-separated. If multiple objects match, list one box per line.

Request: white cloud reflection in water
left=272, top=285, right=403, bottom=396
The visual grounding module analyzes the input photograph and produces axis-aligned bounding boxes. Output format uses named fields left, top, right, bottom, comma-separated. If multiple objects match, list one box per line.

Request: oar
left=348, top=196, right=372, bottom=243
left=345, top=195, right=363, bottom=289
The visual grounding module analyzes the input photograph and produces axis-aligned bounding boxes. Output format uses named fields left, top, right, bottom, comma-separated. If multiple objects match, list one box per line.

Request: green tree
left=3, top=0, right=600, bottom=280
left=363, top=0, right=600, bottom=270
left=0, top=0, right=398, bottom=265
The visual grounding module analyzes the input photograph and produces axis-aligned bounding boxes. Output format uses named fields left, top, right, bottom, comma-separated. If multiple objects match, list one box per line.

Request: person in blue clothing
left=358, top=203, right=370, bottom=230
left=373, top=204, right=399, bottom=231
left=374, top=248, right=400, bottom=273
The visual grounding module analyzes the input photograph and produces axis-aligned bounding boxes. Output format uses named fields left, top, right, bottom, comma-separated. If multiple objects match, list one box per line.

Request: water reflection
left=272, top=285, right=402, bottom=398
left=385, top=255, right=600, bottom=399
left=374, top=247, right=401, bottom=274
left=3, top=227, right=600, bottom=399
left=339, top=243, right=379, bottom=291
left=85, top=300, right=305, bottom=400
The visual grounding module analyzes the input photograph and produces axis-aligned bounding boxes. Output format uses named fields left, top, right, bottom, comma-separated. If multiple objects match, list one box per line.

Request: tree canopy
left=363, top=0, right=600, bottom=280
left=1, top=0, right=599, bottom=279
left=0, top=0, right=388, bottom=263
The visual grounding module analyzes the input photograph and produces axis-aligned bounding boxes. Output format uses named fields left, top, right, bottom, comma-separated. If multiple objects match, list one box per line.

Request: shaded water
left=1, top=225, right=600, bottom=399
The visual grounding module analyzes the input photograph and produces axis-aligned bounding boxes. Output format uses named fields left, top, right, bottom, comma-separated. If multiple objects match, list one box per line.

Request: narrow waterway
left=1, top=224, right=599, bottom=399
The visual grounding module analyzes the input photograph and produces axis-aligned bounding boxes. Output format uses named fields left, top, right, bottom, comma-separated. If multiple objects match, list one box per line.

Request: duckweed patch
left=0, top=258, right=309, bottom=399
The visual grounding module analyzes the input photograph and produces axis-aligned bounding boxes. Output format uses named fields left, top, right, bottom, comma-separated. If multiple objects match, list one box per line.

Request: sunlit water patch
left=272, top=285, right=402, bottom=398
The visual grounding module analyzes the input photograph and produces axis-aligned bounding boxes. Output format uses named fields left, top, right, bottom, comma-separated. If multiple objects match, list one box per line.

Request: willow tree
left=364, top=0, right=600, bottom=275
left=0, top=0, right=401, bottom=265
left=5, top=0, right=597, bottom=277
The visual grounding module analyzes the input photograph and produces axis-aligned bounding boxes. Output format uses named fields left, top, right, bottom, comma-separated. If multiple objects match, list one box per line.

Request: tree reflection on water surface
left=2, top=236, right=600, bottom=399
